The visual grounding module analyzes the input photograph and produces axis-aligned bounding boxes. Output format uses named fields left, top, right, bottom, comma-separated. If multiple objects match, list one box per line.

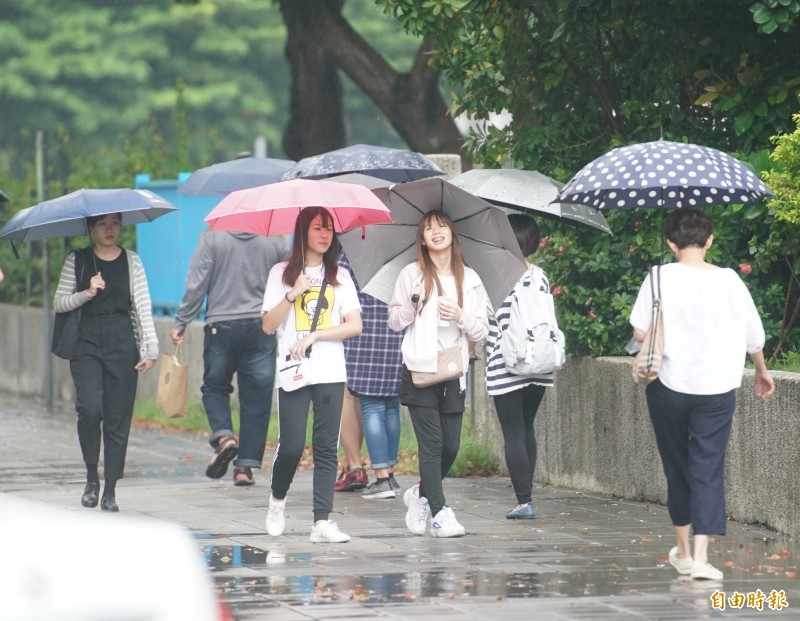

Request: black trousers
left=70, top=314, right=139, bottom=482
left=645, top=379, right=736, bottom=535
left=493, top=384, right=546, bottom=505
left=401, top=367, right=465, bottom=517
left=271, top=382, right=345, bottom=522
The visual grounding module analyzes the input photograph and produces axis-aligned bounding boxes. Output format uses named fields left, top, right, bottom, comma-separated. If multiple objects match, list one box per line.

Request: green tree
left=377, top=0, right=800, bottom=361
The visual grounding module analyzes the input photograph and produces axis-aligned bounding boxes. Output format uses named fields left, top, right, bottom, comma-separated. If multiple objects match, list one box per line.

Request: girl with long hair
left=261, top=207, right=362, bottom=543
left=388, top=210, right=489, bottom=538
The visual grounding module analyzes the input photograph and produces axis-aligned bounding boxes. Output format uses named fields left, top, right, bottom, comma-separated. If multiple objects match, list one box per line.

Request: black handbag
left=51, top=248, right=90, bottom=360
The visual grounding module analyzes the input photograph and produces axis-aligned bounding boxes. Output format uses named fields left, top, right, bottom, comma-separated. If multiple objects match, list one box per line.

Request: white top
left=629, top=263, right=765, bottom=395
left=262, top=262, right=361, bottom=384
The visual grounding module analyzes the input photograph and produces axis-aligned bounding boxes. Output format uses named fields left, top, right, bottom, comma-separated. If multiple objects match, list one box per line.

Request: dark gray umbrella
left=339, top=177, right=526, bottom=309
left=450, top=168, right=612, bottom=235
left=555, top=140, right=773, bottom=209
left=0, top=189, right=9, bottom=203
left=282, top=144, right=444, bottom=183
left=177, top=157, right=295, bottom=196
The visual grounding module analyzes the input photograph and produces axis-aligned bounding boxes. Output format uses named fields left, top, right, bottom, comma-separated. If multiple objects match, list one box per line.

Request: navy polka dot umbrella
left=554, top=140, right=773, bottom=210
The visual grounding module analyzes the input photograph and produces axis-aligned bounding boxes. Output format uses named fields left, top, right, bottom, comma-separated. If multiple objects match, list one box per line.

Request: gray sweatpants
left=270, top=382, right=345, bottom=522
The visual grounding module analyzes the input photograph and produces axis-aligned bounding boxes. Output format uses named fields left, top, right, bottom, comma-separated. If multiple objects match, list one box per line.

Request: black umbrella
left=282, top=144, right=444, bottom=183
left=555, top=140, right=773, bottom=210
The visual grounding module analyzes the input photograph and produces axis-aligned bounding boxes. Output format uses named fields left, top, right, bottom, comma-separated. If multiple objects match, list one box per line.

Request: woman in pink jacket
left=388, top=211, right=488, bottom=538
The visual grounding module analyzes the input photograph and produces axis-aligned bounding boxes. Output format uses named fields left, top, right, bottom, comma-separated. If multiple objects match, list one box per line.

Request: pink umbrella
left=203, top=178, right=392, bottom=236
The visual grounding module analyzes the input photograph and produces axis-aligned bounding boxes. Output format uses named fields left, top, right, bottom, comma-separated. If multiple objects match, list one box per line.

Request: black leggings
left=493, top=384, right=546, bottom=505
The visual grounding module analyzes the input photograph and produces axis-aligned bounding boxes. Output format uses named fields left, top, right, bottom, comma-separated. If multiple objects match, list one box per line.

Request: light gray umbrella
left=177, top=156, right=295, bottom=196
left=282, top=144, right=444, bottom=183
left=450, top=168, right=612, bottom=235
left=325, top=172, right=393, bottom=189
left=339, top=177, right=527, bottom=310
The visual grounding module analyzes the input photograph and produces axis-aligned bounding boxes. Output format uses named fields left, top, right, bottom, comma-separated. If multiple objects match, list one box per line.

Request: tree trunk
left=283, top=0, right=468, bottom=163
left=278, top=0, right=347, bottom=160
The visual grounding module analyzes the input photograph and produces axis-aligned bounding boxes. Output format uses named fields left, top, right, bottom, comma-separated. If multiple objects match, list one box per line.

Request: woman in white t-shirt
left=261, top=207, right=362, bottom=544
left=388, top=210, right=489, bottom=539
left=629, top=209, right=774, bottom=581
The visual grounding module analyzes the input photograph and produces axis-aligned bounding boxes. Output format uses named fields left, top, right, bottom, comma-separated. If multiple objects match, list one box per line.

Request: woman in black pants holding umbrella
left=54, top=212, right=159, bottom=511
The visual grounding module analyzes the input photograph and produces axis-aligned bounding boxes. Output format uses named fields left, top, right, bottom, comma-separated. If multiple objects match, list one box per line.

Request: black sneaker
left=388, top=474, right=401, bottom=492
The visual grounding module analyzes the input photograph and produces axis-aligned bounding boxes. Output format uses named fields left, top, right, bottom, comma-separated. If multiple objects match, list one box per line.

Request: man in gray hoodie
left=171, top=230, right=288, bottom=485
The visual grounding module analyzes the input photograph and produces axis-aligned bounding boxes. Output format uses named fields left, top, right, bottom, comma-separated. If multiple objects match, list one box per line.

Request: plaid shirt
left=339, top=253, right=404, bottom=396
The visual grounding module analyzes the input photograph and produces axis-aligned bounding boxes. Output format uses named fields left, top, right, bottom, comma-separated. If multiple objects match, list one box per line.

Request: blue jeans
left=359, top=395, right=401, bottom=470
left=202, top=319, right=277, bottom=468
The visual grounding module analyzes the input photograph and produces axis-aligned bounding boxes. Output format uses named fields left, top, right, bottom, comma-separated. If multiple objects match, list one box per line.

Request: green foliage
left=378, top=0, right=800, bottom=171
left=750, top=0, right=800, bottom=33
left=763, top=113, right=800, bottom=224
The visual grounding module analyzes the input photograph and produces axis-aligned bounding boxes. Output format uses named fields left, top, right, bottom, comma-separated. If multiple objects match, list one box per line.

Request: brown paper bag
left=156, top=345, right=188, bottom=418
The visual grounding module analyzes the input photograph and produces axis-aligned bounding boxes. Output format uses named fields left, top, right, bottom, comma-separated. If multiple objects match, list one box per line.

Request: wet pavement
left=1, top=393, right=799, bottom=620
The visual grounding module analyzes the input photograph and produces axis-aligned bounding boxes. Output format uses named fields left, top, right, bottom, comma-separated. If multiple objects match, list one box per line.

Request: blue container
left=134, top=173, right=220, bottom=316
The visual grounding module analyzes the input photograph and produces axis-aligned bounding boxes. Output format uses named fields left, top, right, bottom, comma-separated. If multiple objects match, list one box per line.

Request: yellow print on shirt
left=294, top=285, right=334, bottom=333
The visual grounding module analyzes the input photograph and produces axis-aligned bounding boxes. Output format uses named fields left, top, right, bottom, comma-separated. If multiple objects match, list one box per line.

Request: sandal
left=233, top=466, right=255, bottom=486
left=205, top=436, right=238, bottom=479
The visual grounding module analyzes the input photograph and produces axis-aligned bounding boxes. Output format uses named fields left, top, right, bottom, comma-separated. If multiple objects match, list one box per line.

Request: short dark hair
left=662, top=209, right=713, bottom=249
left=86, top=212, right=122, bottom=228
left=507, top=213, right=540, bottom=257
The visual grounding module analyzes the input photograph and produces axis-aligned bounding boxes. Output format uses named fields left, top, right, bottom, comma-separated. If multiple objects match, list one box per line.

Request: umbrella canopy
left=0, top=188, right=9, bottom=203
left=450, top=168, right=612, bottom=235
left=203, top=178, right=392, bottom=237
left=282, top=144, right=444, bottom=183
left=0, top=189, right=177, bottom=242
left=339, top=177, right=527, bottom=310
left=176, top=156, right=295, bottom=196
left=325, top=172, right=393, bottom=190
left=554, top=140, right=773, bottom=210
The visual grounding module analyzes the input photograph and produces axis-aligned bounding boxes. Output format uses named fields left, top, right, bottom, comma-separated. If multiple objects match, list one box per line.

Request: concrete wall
left=2, top=303, right=798, bottom=537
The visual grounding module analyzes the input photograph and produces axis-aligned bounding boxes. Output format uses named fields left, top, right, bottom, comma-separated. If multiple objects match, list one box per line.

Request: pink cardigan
left=388, top=262, right=488, bottom=390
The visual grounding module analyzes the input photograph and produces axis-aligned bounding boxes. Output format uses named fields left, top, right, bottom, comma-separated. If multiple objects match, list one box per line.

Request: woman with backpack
left=486, top=214, right=563, bottom=520
left=388, top=210, right=489, bottom=538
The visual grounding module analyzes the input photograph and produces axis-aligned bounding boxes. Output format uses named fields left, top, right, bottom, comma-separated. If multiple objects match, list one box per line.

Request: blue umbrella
left=0, top=188, right=177, bottom=242
left=554, top=140, right=773, bottom=210
left=282, top=144, right=444, bottom=183
left=177, top=156, right=295, bottom=196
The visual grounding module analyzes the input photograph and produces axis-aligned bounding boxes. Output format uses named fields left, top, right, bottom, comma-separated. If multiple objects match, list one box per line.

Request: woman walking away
left=388, top=210, right=489, bottom=538
left=54, top=213, right=159, bottom=512
left=486, top=215, right=556, bottom=520
left=629, top=209, right=774, bottom=581
left=262, top=207, right=362, bottom=543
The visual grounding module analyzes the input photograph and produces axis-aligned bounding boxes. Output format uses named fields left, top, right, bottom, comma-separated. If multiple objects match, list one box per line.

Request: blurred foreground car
left=1, top=493, right=231, bottom=621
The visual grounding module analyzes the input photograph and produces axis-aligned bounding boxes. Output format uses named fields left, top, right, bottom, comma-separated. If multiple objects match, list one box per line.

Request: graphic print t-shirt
left=262, top=261, right=361, bottom=384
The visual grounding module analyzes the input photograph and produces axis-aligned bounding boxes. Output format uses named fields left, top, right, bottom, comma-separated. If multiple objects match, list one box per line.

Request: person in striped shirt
left=485, top=214, right=554, bottom=520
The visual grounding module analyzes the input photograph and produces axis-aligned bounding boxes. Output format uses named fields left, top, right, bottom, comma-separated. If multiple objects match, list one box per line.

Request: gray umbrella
left=339, top=177, right=527, bottom=310
left=0, top=189, right=177, bottom=242
left=282, top=144, right=444, bottom=183
left=325, top=172, right=393, bottom=189
left=0, top=189, right=9, bottom=203
left=177, top=156, right=295, bottom=196
left=450, top=168, right=612, bottom=235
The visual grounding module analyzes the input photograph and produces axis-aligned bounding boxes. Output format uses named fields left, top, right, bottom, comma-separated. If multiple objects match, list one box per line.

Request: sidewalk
left=1, top=393, right=798, bottom=620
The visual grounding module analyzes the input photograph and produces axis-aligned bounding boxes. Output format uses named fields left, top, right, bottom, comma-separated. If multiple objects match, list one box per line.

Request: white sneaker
left=265, top=496, right=286, bottom=537
left=404, top=484, right=430, bottom=535
left=430, top=506, right=465, bottom=538
left=691, top=560, right=723, bottom=580
left=668, top=547, right=692, bottom=575
left=310, top=520, right=351, bottom=543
